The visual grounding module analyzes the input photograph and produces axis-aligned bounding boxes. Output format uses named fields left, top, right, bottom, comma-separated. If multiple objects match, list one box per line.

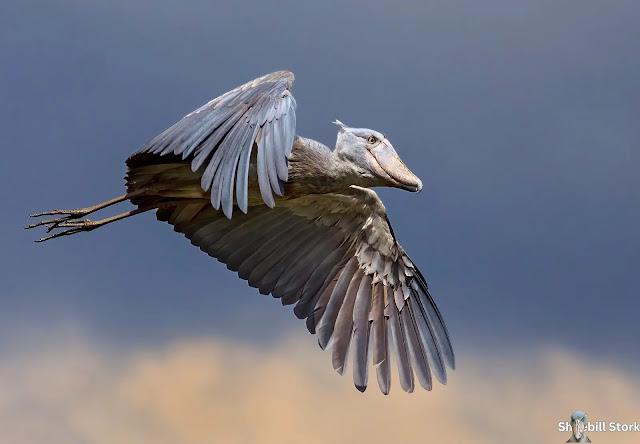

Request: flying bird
left=27, top=71, right=454, bottom=393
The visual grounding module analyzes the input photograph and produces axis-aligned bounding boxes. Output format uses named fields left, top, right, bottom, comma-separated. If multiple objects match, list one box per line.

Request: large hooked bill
left=371, top=140, right=423, bottom=192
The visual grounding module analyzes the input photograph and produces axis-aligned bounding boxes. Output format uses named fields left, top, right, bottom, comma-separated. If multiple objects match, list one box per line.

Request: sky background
left=2, top=1, right=639, bottom=442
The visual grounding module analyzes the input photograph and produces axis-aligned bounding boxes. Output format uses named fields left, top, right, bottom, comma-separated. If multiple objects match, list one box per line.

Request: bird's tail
left=27, top=153, right=205, bottom=242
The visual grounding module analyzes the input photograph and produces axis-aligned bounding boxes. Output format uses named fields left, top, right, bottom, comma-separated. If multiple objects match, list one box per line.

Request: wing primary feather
left=401, top=302, right=432, bottom=391
left=410, top=294, right=447, bottom=385
left=388, top=294, right=414, bottom=393
left=352, top=274, right=373, bottom=392
left=371, top=282, right=386, bottom=365
left=331, top=267, right=364, bottom=375
left=376, top=317, right=391, bottom=395
left=317, top=257, right=359, bottom=349
left=411, top=279, right=455, bottom=370
left=305, top=279, right=337, bottom=334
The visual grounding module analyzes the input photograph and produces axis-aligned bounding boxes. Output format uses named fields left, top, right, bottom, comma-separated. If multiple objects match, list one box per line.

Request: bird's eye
left=367, top=136, right=377, bottom=144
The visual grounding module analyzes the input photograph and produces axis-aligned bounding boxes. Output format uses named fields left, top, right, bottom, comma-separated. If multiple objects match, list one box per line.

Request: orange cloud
left=1, top=334, right=639, bottom=443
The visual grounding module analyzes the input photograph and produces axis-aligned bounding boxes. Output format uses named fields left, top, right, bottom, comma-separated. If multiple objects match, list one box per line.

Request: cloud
left=1, top=332, right=639, bottom=444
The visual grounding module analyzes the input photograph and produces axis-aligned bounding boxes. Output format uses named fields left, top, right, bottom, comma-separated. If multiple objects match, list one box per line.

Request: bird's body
left=28, top=71, right=454, bottom=394
left=567, top=411, right=592, bottom=442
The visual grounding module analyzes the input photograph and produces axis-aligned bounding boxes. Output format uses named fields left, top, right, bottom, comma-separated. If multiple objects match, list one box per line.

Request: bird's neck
left=285, top=137, right=366, bottom=196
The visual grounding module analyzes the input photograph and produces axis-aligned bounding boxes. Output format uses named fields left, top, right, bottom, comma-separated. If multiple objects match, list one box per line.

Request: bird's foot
left=26, top=215, right=99, bottom=242
left=27, top=196, right=151, bottom=243
left=27, top=207, right=94, bottom=231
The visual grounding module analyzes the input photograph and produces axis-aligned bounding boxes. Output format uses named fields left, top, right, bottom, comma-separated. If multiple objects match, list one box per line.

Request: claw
left=35, top=227, right=84, bottom=243
left=27, top=206, right=101, bottom=242
left=25, top=214, right=82, bottom=231
left=28, top=217, right=97, bottom=241
left=26, top=218, right=60, bottom=229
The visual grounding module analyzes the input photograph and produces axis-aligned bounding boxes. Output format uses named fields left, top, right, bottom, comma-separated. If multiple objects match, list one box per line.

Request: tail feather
left=28, top=153, right=205, bottom=242
left=126, top=153, right=205, bottom=205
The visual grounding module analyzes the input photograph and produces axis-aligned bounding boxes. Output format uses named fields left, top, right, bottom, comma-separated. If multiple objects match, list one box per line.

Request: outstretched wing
left=139, top=71, right=297, bottom=218
left=156, top=186, right=455, bottom=394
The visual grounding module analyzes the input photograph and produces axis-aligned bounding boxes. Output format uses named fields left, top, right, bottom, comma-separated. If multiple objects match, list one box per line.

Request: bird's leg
left=28, top=206, right=153, bottom=242
left=27, top=195, right=129, bottom=231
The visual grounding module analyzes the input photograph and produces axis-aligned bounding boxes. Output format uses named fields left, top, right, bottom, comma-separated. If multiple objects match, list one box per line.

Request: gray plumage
left=388, top=298, right=414, bottom=393
left=402, top=305, right=432, bottom=390
left=567, top=411, right=592, bottom=442
left=28, top=70, right=455, bottom=394
left=317, top=257, right=359, bottom=350
left=332, top=267, right=364, bottom=374
left=143, top=71, right=296, bottom=218
left=352, top=274, right=373, bottom=391
left=371, top=283, right=386, bottom=366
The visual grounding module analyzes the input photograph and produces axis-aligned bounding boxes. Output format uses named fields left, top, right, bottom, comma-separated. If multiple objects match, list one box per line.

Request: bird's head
left=570, top=411, right=588, bottom=441
left=333, top=120, right=422, bottom=193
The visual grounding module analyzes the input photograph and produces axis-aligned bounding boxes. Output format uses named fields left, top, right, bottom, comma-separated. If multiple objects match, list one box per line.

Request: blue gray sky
left=2, top=0, right=639, bottom=371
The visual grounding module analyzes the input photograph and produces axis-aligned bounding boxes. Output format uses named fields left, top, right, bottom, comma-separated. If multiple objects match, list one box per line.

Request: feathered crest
left=332, top=119, right=348, bottom=130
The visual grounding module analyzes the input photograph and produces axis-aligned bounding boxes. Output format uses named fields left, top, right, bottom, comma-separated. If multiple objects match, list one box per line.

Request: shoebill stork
left=567, top=411, right=592, bottom=443
left=27, top=71, right=454, bottom=394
